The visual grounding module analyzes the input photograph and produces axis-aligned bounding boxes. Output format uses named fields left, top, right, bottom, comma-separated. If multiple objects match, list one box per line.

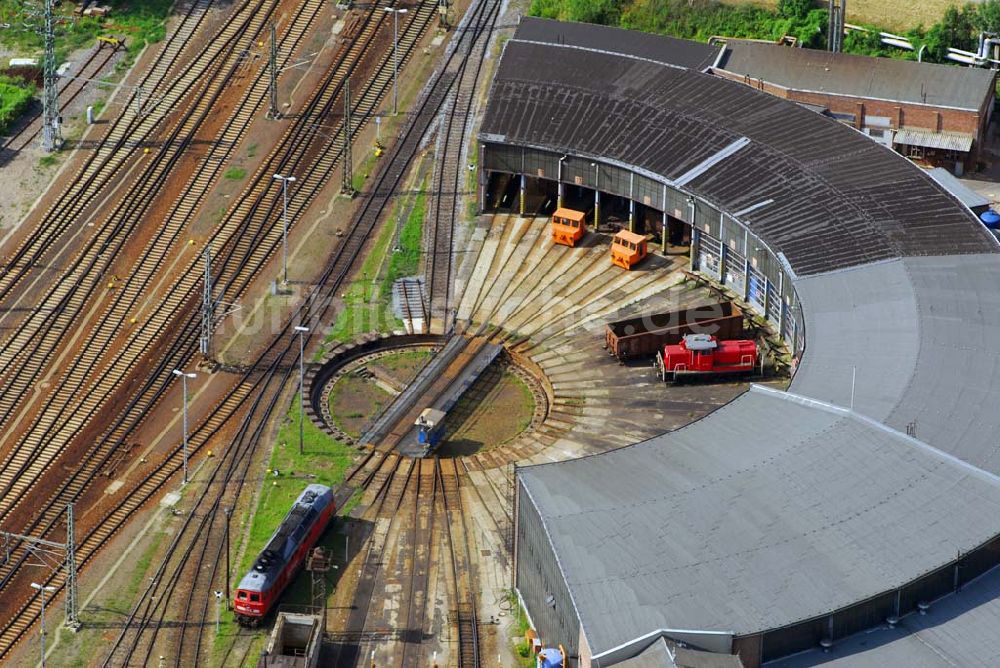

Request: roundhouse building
left=710, top=41, right=997, bottom=174
left=480, top=18, right=1000, bottom=668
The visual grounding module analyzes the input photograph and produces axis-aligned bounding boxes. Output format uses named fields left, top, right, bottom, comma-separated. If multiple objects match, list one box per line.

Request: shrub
left=0, top=76, right=34, bottom=135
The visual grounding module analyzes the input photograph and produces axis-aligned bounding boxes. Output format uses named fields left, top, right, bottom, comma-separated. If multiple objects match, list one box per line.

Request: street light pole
left=172, top=369, right=197, bottom=484
left=30, top=583, right=56, bottom=668
left=384, top=8, right=408, bottom=115
left=272, top=174, right=296, bottom=285
left=295, top=326, right=309, bottom=455
left=223, top=507, right=232, bottom=610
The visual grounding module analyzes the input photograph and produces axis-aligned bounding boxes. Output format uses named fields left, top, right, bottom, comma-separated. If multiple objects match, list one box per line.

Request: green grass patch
left=509, top=590, right=535, bottom=666
left=38, top=153, right=58, bottom=167
left=528, top=0, right=1000, bottom=64
left=247, top=143, right=258, bottom=157
left=224, top=166, right=247, bottom=180
left=325, top=200, right=404, bottom=344
left=0, top=75, right=34, bottom=134
left=210, top=205, right=227, bottom=224
left=237, top=396, right=357, bottom=576
left=213, top=398, right=357, bottom=663
left=0, top=0, right=173, bottom=64
left=380, top=184, right=426, bottom=298
left=351, top=149, right=380, bottom=192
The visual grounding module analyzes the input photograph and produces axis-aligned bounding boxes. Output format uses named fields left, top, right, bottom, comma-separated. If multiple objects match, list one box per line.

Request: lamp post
left=294, top=326, right=309, bottom=454
left=223, top=506, right=232, bottom=609
left=384, top=8, right=408, bottom=115
left=30, top=583, right=56, bottom=668
left=172, top=369, right=197, bottom=484
left=272, top=174, right=296, bottom=284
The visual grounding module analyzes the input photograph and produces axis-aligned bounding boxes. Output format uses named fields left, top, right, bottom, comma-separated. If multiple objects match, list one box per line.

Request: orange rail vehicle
left=551, top=207, right=587, bottom=247
left=610, top=229, right=648, bottom=269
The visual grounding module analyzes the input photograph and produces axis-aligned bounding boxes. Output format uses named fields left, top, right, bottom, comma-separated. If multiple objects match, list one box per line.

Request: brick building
left=713, top=42, right=997, bottom=175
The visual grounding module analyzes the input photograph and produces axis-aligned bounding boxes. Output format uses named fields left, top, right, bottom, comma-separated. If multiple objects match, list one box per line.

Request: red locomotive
left=656, top=333, right=757, bottom=382
left=234, top=484, right=336, bottom=625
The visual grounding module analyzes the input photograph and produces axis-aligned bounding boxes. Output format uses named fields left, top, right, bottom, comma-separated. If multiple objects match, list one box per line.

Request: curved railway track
left=423, top=0, right=497, bottom=334
left=0, top=0, right=299, bottom=530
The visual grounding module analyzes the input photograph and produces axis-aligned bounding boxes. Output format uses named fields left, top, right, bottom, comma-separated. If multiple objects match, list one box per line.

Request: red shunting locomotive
left=656, top=333, right=758, bottom=382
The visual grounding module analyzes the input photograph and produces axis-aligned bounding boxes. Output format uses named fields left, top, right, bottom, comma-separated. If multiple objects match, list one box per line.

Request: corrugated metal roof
left=926, top=167, right=991, bottom=210
left=481, top=36, right=997, bottom=277
left=519, top=387, right=1000, bottom=654
left=716, top=41, right=995, bottom=111
left=514, top=17, right=722, bottom=71
left=893, top=128, right=974, bottom=152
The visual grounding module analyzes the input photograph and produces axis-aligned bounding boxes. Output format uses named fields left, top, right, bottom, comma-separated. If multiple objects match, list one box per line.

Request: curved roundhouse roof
left=482, top=23, right=996, bottom=277
left=491, top=18, right=1000, bottom=660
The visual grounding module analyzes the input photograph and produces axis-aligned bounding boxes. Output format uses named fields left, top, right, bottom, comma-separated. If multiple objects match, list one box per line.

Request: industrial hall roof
left=715, top=41, right=996, bottom=111
left=770, top=565, right=1000, bottom=667
left=615, top=637, right=744, bottom=668
left=496, top=17, right=1000, bottom=666
left=511, top=17, right=723, bottom=71
left=480, top=21, right=997, bottom=277
left=520, top=386, right=1000, bottom=650
left=892, top=128, right=974, bottom=152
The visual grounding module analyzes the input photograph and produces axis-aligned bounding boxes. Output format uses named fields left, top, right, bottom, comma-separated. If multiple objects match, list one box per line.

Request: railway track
left=100, top=323, right=303, bottom=667
left=0, top=0, right=215, bottom=306
left=0, top=0, right=496, bottom=656
left=438, top=457, right=481, bottom=668
left=0, top=0, right=301, bottom=531
left=333, top=455, right=481, bottom=667
left=423, top=0, right=497, bottom=333
left=0, top=45, right=117, bottom=155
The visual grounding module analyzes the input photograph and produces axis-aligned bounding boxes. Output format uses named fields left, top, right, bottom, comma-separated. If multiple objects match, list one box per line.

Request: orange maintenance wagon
left=610, top=229, right=648, bottom=269
left=551, top=207, right=587, bottom=247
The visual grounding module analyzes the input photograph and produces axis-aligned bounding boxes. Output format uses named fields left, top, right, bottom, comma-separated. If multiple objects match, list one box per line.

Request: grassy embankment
left=0, top=75, right=34, bottom=134
left=211, top=398, right=359, bottom=662
left=321, top=178, right=427, bottom=349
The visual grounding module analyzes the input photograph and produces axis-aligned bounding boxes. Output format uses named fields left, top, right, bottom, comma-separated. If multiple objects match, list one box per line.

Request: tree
left=925, top=4, right=978, bottom=62
left=978, top=0, right=1000, bottom=34
left=777, top=0, right=814, bottom=21
left=565, top=0, right=622, bottom=25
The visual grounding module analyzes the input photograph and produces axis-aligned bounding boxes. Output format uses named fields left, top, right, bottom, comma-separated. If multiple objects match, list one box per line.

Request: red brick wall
left=717, top=70, right=1000, bottom=168
left=713, top=69, right=983, bottom=137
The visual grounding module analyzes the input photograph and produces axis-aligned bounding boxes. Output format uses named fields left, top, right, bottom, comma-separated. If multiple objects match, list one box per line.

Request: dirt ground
left=438, top=365, right=534, bottom=457
left=329, top=373, right=393, bottom=437
left=0, top=45, right=123, bottom=234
